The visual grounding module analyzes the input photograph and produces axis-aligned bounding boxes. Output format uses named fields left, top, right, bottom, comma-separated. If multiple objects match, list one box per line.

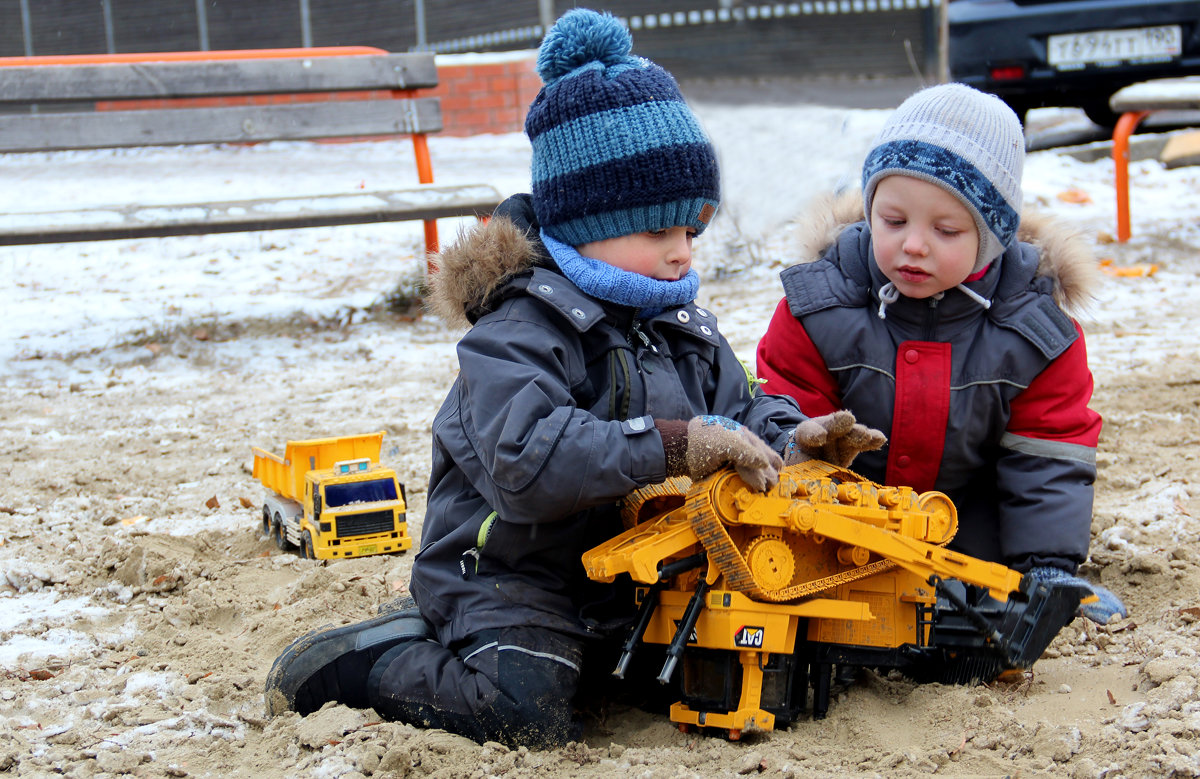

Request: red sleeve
left=1007, top=321, right=1102, bottom=446
left=755, top=298, right=841, bottom=417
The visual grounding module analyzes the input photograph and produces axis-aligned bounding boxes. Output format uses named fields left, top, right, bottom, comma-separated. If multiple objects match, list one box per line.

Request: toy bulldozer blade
left=582, top=462, right=1088, bottom=738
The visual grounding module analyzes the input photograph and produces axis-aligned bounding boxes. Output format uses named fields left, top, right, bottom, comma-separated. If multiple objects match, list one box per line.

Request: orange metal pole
left=410, top=130, right=440, bottom=269
left=411, top=129, right=434, bottom=185
left=1113, top=110, right=1151, bottom=243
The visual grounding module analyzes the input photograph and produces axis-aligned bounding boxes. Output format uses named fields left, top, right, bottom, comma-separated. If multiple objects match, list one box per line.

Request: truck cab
left=301, top=458, right=409, bottom=559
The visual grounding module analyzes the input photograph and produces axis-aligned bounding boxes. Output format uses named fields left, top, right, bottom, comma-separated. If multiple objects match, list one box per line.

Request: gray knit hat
left=862, top=83, right=1024, bottom=272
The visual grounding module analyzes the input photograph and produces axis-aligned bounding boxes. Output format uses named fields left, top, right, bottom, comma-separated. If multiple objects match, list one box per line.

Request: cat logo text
left=734, top=625, right=764, bottom=648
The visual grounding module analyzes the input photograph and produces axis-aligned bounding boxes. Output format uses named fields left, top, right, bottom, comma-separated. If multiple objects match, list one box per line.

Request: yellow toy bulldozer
left=582, top=461, right=1090, bottom=739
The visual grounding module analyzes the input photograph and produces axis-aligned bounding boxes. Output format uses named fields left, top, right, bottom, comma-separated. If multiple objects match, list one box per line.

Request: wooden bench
left=0, top=47, right=503, bottom=257
left=1109, top=77, right=1200, bottom=242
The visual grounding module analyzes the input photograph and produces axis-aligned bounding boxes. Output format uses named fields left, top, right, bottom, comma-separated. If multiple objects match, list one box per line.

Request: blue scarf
left=541, top=230, right=699, bottom=318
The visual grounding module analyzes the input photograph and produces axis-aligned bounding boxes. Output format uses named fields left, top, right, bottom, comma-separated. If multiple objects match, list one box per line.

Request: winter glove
left=785, top=410, right=887, bottom=468
left=1026, top=566, right=1128, bottom=625
left=656, top=415, right=782, bottom=493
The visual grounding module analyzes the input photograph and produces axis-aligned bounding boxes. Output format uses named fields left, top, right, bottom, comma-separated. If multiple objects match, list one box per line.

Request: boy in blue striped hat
left=265, top=8, right=881, bottom=748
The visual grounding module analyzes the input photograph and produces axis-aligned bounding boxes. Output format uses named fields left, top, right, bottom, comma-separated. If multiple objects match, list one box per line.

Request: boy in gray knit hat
left=264, top=8, right=881, bottom=748
left=758, top=82, right=1126, bottom=627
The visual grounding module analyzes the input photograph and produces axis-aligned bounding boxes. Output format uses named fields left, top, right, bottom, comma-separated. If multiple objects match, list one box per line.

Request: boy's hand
left=786, top=410, right=887, bottom=468
left=1026, top=566, right=1128, bottom=625
left=663, top=415, right=782, bottom=492
left=687, top=415, right=782, bottom=492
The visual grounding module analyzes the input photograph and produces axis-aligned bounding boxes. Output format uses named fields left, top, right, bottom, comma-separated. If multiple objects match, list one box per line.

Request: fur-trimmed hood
left=426, top=195, right=547, bottom=330
left=792, top=190, right=1098, bottom=316
left=427, top=215, right=540, bottom=330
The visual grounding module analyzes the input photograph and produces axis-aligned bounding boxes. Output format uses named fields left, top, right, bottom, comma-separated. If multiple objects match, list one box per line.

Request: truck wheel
left=272, top=515, right=288, bottom=549
left=301, top=531, right=315, bottom=560
left=261, top=507, right=271, bottom=538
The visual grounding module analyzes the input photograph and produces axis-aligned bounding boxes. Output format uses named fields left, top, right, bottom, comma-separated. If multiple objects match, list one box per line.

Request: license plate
left=1048, top=25, right=1182, bottom=69
left=358, top=545, right=377, bottom=556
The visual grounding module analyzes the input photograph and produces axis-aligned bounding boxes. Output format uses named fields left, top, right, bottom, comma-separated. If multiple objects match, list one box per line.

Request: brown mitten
left=657, top=415, right=782, bottom=492
left=785, top=410, right=887, bottom=468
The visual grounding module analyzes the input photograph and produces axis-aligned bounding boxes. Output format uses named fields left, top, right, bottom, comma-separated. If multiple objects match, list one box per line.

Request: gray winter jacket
left=414, top=195, right=805, bottom=645
left=757, top=192, right=1102, bottom=573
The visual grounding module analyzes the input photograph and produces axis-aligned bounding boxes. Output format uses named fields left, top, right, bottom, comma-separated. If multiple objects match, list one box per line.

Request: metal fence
left=0, top=1, right=937, bottom=79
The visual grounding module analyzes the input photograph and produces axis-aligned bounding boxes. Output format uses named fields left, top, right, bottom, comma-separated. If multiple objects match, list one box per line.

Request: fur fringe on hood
left=793, top=190, right=1099, bottom=316
left=426, top=217, right=539, bottom=330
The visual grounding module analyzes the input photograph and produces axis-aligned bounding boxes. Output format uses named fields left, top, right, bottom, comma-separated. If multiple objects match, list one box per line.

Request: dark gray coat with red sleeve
left=757, top=192, right=1102, bottom=574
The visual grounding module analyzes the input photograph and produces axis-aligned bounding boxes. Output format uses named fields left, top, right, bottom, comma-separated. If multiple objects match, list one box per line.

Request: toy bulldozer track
left=583, top=462, right=1090, bottom=739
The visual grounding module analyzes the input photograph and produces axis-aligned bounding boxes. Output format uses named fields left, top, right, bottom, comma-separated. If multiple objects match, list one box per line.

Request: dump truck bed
left=251, top=432, right=385, bottom=500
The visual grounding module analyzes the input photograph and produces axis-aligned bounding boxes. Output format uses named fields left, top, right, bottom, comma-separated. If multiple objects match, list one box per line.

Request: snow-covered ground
left=3, top=100, right=1196, bottom=372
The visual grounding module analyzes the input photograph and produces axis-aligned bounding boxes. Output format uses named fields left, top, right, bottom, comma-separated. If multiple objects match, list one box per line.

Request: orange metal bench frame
left=1112, top=110, right=1154, bottom=244
left=1109, top=79, right=1200, bottom=244
left=0, top=46, right=445, bottom=256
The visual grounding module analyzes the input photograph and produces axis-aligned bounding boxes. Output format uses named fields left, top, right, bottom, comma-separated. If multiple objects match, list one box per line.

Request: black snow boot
left=376, top=593, right=417, bottom=616
left=265, top=608, right=432, bottom=716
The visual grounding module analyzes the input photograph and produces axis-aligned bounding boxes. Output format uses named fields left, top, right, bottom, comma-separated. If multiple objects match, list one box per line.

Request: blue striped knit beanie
left=526, top=9, right=720, bottom=247
left=862, top=83, right=1025, bottom=272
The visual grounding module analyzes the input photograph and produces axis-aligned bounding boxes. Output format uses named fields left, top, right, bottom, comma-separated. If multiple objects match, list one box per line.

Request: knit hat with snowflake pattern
left=526, top=8, right=720, bottom=247
left=861, top=82, right=1025, bottom=272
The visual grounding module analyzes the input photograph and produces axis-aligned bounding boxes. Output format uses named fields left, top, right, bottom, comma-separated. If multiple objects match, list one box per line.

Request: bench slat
left=0, top=53, right=438, bottom=102
left=1110, top=77, right=1200, bottom=112
left=0, top=50, right=484, bottom=258
left=0, top=97, right=443, bottom=152
left=0, top=184, right=503, bottom=245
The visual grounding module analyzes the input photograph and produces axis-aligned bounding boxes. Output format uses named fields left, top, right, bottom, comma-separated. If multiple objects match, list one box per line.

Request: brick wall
left=91, top=49, right=542, bottom=140
left=431, top=51, right=540, bottom=137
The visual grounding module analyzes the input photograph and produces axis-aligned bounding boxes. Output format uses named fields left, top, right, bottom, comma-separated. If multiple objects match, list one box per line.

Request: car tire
left=1002, top=98, right=1030, bottom=126
left=1082, top=97, right=1120, bottom=129
left=302, top=531, right=315, bottom=560
left=261, top=507, right=271, bottom=537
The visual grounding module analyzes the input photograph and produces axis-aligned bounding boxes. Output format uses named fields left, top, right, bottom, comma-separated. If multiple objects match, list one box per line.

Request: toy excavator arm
left=586, top=465, right=1025, bottom=603
left=790, top=504, right=1025, bottom=601
left=582, top=512, right=700, bottom=584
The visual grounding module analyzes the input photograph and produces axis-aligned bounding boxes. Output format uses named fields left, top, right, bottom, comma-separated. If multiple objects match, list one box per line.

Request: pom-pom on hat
left=526, top=8, right=720, bottom=247
left=861, top=83, right=1025, bottom=272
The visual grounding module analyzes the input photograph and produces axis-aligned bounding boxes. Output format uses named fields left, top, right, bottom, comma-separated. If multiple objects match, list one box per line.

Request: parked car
left=948, top=0, right=1200, bottom=126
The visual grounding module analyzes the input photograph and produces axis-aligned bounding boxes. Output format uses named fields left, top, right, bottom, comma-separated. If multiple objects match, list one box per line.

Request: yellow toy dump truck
left=583, top=461, right=1090, bottom=739
left=251, top=432, right=412, bottom=560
